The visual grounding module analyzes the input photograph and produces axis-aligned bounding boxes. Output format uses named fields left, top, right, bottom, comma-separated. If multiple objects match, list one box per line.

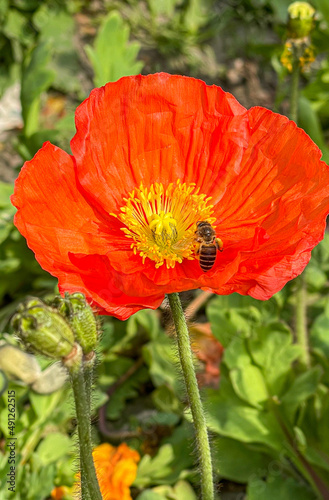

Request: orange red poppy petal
left=11, top=74, right=329, bottom=319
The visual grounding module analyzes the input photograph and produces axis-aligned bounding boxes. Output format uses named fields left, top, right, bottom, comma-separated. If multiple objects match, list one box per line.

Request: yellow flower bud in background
left=287, top=2, right=315, bottom=38
left=281, top=2, right=316, bottom=72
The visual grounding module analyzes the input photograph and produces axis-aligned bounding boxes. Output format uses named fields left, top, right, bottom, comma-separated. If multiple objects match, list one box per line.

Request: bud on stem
left=51, top=293, right=98, bottom=354
left=288, top=2, right=315, bottom=39
left=12, top=299, right=75, bottom=359
left=281, top=1, right=316, bottom=73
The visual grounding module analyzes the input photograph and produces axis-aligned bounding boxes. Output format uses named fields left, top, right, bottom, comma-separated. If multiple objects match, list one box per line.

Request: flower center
left=116, top=181, right=216, bottom=268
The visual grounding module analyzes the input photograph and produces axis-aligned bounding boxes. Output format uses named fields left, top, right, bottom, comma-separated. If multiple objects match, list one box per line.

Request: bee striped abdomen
left=199, top=245, right=217, bottom=272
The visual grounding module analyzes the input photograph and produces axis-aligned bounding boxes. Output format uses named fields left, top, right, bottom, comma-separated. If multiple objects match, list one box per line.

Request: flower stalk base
left=289, top=58, right=310, bottom=368
left=167, top=292, right=214, bottom=500
left=67, top=347, right=102, bottom=500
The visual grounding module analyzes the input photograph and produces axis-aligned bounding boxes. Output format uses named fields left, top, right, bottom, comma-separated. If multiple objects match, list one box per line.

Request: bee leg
left=215, top=238, right=224, bottom=252
left=195, top=242, right=201, bottom=255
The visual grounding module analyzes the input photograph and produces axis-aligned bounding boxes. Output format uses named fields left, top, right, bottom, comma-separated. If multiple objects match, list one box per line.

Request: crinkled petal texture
left=12, top=73, right=329, bottom=319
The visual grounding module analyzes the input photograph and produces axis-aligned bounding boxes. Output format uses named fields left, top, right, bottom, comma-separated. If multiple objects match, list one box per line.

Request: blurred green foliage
left=85, top=10, right=144, bottom=86
left=1, top=0, right=329, bottom=499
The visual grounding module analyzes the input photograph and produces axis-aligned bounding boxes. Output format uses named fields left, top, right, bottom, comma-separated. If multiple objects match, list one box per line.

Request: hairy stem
left=295, top=274, right=310, bottom=368
left=290, top=60, right=300, bottom=123
left=83, top=351, right=96, bottom=416
left=167, top=292, right=214, bottom=500
left=290, top=60, right=310, bottom=368
left=68, top=349, right=102, bottom=500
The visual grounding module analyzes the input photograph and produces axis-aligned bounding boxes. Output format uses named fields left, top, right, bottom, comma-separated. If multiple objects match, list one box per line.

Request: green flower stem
left=290, top=59, right=300, bottom=123
left=66, top=346, right=102, bottom=500
left=83, top=351, right=96, bottom=415
left=81, top=352, right=95, bottom=499
left=167, top=293, right=214, bottom=500
left=295, top=274, right=310, bottom=367
left=289, top=59, right=310, bottom=368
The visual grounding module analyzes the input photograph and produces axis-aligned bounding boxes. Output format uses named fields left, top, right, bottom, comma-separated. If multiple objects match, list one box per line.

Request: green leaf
left=305, top=263, right=327, bottom=291
left=100, top=318, right=138, bottom=353
left=3, top=8, right=34, bottom=45
left=36, top=432, right=71, bottom=465
left=152, top=385, right=183, bottom=414
left=172, top=480, right=197, bottom=500
left=281, top=367, right=323, bottom=420
left=313, top=0, right=329, bottom=26
left=29, top=392, right=63, bottom=420
left=304, top=443, right=329, bottom=473
left=0, top=371, right=7, bottom=396
left=162, top=422, right=195, bottom=474
left=34, top=7, right=75, bottom=50
left=34, top=6, right=82, bottom=95
left=0, top=0, right=8, bottom=19
left=134, top=444, right=175, bottom=488
left=143, top=333, right=180, bottom=391
left=0, top=225, right=13, bottom=248
left=21, top=42, right=56, bottom=136
left=147, top=0, right=177, bottom=17
left=207, top=302, right=260, bottom=347
left=310, top=312, right=329, bottom=360
left=85, top=11, right=144, bottom=87
left=11, top=0, right=39, bottom=10
left=0, top=183, right=15, bottom=244
left=21, top=43, right=55, bottom=103
left=298, top=96, right=326, bottom=149
left=136, top=490, right=167, bottom=500
left=230, top=365, right=269, bottom=409
left=181, top=0, right=213, bottom=34
left=247, top=474, right=316, bottom=500
left=128, top=309, right=161, bottom=340
left=213, top=436, right=272, bottom=482
left=248, top=322, right=301, bottom=395
left=100, top=355, right=149, bottom=420
left=146, top=480, right=198, bottom=500
left=311, top=232, right=329, bottom=271
left=223, top=336, right=251, bottom=370
left=298, top=96, right=329, bottom=161
left=311, top=389, right=329, bottom=457
left=249, top=322, right=292, bottom=369
left=206, top=373, right=284, bottom=450
left=0, top=182, right=14, bottom=208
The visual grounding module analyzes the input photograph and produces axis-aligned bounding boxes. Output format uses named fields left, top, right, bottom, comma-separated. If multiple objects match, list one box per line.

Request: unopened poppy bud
left=51, top=293, right=98, bottom=354
left=12, top=299, right=75, bottom=359
left=287, top=2, right=315, bottom=39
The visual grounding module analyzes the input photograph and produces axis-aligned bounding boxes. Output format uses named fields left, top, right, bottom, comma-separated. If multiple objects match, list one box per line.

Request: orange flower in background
left=12, top=73, right=329, bottom=319
left=190, top=322, right=223, bottom=388
left=51, top=443, right=140, bottom=500
left=51, top=485, right=72, bottom=499
left=91, top=443, right=140, bottom=500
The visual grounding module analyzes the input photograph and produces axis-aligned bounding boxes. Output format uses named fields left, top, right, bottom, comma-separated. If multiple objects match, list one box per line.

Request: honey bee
left=195, top=221, right=223, bottom=272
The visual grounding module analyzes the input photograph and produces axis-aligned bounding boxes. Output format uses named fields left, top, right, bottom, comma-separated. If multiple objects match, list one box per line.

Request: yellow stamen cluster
left=115, top=180, right=216, bottom=269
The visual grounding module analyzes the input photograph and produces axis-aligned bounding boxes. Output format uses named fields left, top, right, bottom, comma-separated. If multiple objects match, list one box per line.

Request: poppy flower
left=12, top=73, right=329, bottom=320
left=51, top=485, right=72, bottom=500
left=91, top=443, right=140, bottom=500
left=51, top=443, right=140, bottom=500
